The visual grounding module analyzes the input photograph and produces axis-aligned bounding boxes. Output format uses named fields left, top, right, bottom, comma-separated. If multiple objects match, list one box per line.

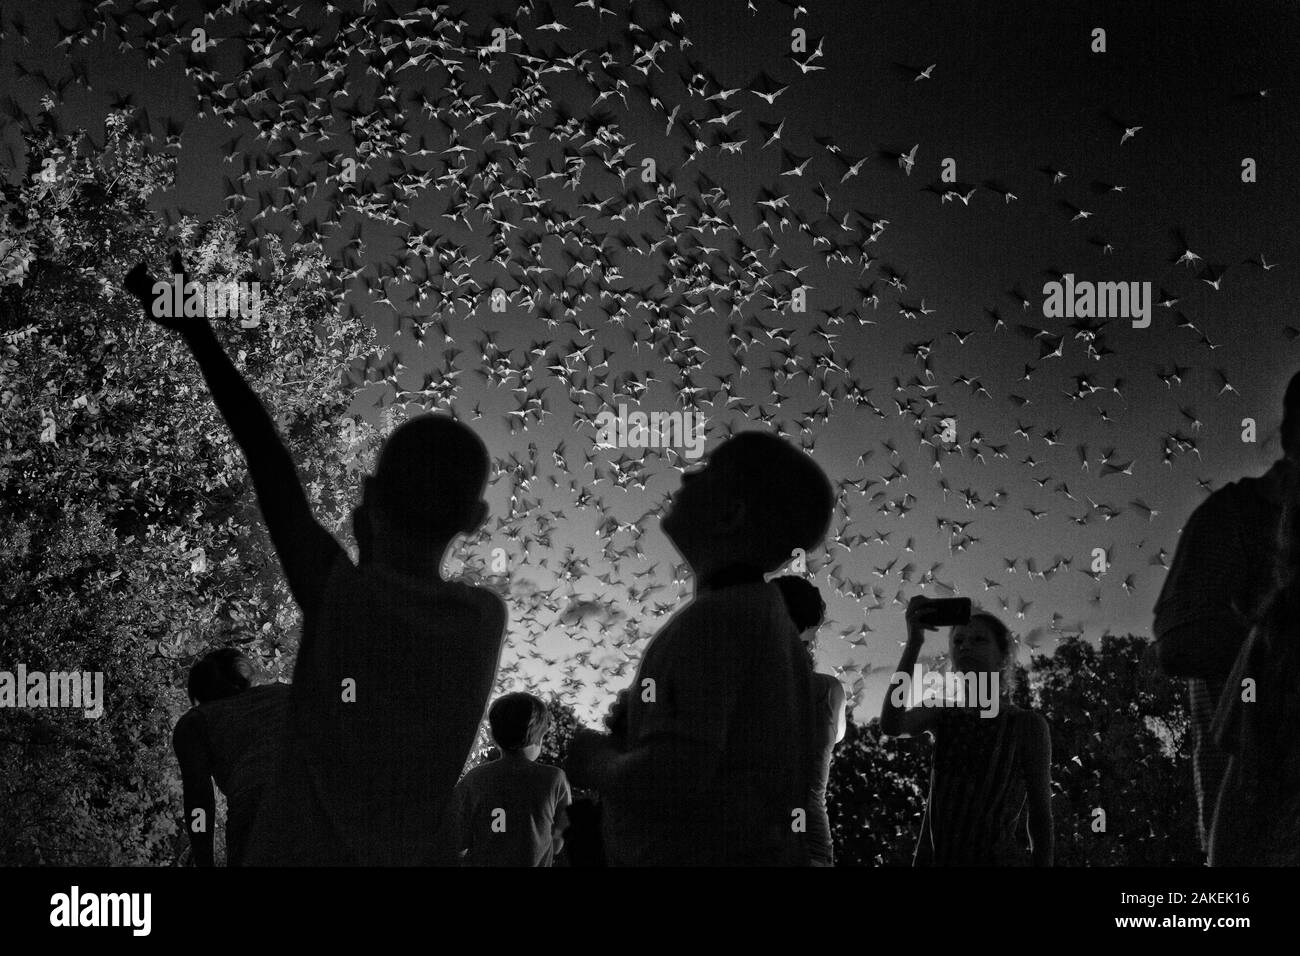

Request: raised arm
left=879, top=597, right=943, bottom=738
left=125, top=258, right=344, bottom=619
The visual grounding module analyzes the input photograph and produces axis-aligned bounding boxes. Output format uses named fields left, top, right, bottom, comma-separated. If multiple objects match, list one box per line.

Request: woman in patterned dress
left=880, top=598, right=1054, bottom=866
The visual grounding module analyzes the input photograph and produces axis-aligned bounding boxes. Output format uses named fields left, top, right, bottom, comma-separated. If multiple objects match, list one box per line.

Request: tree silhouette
left=826, top=717, right=931, bottom=866
left=1033, top=634, right=1197, bottom=865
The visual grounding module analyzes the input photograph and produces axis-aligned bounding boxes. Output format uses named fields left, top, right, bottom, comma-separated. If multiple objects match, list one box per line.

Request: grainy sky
left=7, top=0, right=1300, bottom=724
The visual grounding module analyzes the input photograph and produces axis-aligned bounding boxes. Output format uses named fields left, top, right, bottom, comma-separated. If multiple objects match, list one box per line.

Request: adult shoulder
left=1182, top=481, right=1236, bottom=521
left=1198, top=468, right=1280, bottom=516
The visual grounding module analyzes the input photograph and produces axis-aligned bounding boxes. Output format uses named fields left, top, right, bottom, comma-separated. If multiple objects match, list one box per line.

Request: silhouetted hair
left=969, top=611, right=1012, bottom=660
left=488, top=692, right=549, bottom=751
left=772, top=575, right=826, bottom=632
left=710, top=432, right=835, bottom=570
left=1283, top=371, right=1300, bottom=457
left=188, top=648, right=252, bottom=705
left=952, top=611, right=1017, bottom=697
left=371, top=414, right=489, bottom=540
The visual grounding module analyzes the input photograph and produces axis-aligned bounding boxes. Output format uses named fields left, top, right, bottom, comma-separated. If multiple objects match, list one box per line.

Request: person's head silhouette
left=772, top=574, right=827, bottom=659
left=661, top=431, right=834, bottom=580
left=187, top=648, right=252, bottom=706
left=353, top=414, right=490, bottom=574
left=488, top=692, right=549, bottom=761
left=949, top=611, right=1012, bottom=689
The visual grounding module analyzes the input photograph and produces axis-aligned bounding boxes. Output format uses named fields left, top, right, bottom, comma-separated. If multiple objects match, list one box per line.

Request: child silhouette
left=567, top=431, right=834, bottom=865
left=126, top=254, right=506, bottom=865
left=173, top=649, right=290, bottom=866
left=441, top=693, right=571, bottom=866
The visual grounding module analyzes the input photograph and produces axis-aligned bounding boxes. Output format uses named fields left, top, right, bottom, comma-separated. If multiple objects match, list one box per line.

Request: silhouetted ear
left=713, top=495, right=749, bottom=535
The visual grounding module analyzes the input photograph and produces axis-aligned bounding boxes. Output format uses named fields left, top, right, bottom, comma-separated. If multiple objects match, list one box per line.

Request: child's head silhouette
left=355, top=414, right=490, bottom=569
left=488, top=692, right=549, bottom=759
left=662, top=431, right=834, bottom=576
left=188, top=648, right=252, bottom=706
left=769, top=574, right=821, bottom=634
left=773, top=574, right=827, bottom=653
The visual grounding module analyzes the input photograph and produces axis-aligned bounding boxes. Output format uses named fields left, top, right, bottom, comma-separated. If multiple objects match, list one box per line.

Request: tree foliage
left=826, top=635, right=1197, bottom=866
left=0, top=112, right=380, bottom=864
left=1032, top=634, right=1196, bottom=865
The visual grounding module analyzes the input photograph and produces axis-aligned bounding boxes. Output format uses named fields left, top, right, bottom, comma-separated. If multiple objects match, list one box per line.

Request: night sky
left=5, top=0, right=1300, bottom=724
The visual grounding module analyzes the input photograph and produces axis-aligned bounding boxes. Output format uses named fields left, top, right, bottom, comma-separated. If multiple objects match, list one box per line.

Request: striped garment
left=1152, top=459, right=1288, bottom=852
left=915, top=705, right=1032, bottom=866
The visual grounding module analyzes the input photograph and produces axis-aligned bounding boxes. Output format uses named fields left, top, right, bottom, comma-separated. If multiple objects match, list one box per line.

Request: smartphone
left=925, top=597, right=972, bottom=626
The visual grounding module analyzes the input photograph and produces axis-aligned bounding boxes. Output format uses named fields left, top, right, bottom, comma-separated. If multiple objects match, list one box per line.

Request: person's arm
left=173, top=712, right=217, bottom=867
left=571, top=605, right=743, bottom=804
left=828, top=677, right=847, bottom=744
left=1021, top=712, right=1054, bottom=866
left=879, top=597, right=943, bottom=738
left=551, top=773, right=572, bottom=861
left=430, top=779, right=469, bottom=865
left=124, top=257, right=344, bottom=620
left=570, top=729, right=722, bottom=806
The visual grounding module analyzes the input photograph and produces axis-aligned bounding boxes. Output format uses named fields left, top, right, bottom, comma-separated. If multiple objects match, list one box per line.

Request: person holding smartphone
left=879, top=597, right=1053, bottom=866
